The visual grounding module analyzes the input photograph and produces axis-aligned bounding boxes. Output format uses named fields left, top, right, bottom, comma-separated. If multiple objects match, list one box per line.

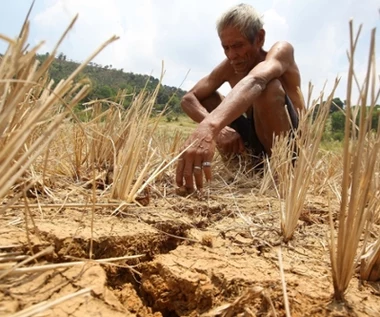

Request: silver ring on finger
left=194, top=166, right=202, bottom=171
left=202, top=161, right=212, bottom=167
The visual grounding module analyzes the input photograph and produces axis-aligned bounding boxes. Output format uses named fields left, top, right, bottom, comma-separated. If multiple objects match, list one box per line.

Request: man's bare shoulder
left=268, top=41, right=294, bottom=53
left=187, top=59, right=234, bottom=97
left=266, top=41, right=296, bottom=64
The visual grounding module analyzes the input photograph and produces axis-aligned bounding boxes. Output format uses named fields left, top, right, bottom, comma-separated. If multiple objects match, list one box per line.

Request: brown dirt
left=0, top=189, right=379, bottom=317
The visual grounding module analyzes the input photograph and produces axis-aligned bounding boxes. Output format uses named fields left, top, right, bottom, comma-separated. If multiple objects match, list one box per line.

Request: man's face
left=220, top=26, right=258, bottom=74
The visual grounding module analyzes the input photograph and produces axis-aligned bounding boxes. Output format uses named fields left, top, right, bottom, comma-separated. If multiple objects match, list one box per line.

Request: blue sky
left=1, top=0, right=379, bottom=103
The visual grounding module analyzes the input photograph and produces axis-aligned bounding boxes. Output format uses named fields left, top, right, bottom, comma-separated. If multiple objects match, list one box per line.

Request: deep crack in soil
left=1, top=199, right=380, bottom=317
left=0, top=208, right=194, bottom=317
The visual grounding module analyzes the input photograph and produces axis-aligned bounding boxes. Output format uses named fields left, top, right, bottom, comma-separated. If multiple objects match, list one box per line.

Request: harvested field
left=1, top=9, right=379, bottom=317
left=1, top=177, right=379, bottom=317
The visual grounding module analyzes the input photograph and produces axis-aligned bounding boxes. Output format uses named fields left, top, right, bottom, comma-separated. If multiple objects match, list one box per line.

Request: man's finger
left=193, top=157, right=203, bottom=189
left=183, top=157, right=195, bottom=192
left=202, top=161, right=212, bottom=183
left=202, top=148, right=214, bottom=183
left=175, top=158, right=185, bottom=187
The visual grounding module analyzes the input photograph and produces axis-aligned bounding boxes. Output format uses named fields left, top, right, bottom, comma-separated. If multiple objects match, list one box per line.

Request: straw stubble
left=329, top=22, right=380, bottom=300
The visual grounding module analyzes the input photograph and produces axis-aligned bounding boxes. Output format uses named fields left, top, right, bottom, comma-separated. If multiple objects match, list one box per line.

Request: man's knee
left=200, top=91, right=224, bottom=112
left=255, top=79, right=295, bottom=124
left=257, top=79, right=286, bottom=107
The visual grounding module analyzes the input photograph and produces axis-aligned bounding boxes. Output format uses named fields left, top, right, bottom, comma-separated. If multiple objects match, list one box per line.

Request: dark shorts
left=229, top=94, right=299, bottom=158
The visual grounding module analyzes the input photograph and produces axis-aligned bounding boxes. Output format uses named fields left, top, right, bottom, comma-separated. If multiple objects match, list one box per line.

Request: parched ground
left=0, top=180, right=379, bottom=317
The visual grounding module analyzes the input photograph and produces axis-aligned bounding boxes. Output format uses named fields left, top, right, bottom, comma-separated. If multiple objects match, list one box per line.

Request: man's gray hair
left=216, top=3, right=264, bottom=43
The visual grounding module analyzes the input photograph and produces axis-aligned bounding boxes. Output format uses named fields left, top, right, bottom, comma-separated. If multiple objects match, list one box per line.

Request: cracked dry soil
left=0, top=196, right=379, bottom=317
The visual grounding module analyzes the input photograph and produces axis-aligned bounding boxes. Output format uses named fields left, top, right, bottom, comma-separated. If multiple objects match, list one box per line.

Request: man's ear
left=256, top=29, right=265, bottom=47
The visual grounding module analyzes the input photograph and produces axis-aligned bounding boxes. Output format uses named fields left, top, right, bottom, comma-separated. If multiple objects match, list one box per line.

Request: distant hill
left=36, top=53, right=187, bottom=114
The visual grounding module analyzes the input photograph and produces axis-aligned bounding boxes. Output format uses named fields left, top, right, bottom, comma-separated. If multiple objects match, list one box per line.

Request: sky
left=0, top=0, right=379, bottom=104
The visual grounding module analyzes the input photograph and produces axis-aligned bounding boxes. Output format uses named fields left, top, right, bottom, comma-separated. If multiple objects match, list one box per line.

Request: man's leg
left=229, top=114, right=265, bottom=157
left=201, top=92, right=264, bottom=153
left=284, top=94, right=300, bottom=165
left=252, top=79, right=299, bottom=155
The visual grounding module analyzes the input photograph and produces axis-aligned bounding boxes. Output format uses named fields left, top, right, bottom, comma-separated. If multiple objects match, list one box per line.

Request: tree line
left=36, top=52, right=186, bottom=116
left=315, top=98, right=380, bottom=141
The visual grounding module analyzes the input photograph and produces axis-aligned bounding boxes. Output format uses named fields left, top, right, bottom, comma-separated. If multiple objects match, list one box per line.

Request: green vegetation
left=36, top=52, right=187, bottom=116
left=315, top=97, right=380, bottom=142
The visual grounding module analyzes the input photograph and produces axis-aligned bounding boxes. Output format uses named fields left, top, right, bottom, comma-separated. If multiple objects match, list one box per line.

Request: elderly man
left=176, top=3, right=304, bottom=192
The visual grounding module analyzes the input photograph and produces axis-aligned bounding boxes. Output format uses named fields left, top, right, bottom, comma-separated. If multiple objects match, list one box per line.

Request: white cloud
left=262, top=9, right=289, bottom=46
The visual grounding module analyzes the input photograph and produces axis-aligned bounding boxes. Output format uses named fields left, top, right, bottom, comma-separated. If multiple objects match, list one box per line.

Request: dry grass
left=309, top=150, right=343, bottom=196
left=328, top=21, right=380, bottom=301
left=0, top=16, right=118, bottom=209
left=11, top=288, right=93, bottom=317
left=21, top=74, right=182, bottom=207
left=110, top=75, right=166, bottom=202
left=203, top=286, right=276, bottom=317
left=268, top=80, right=339, bottom=242
left=0, top=12, right=119, bottom=316
left=359, top=93, right=380, bottom=282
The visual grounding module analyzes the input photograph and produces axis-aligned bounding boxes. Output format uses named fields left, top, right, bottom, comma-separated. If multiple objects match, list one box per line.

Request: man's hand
left=175, top=124, right=216, bottom=193
left=215, top=126, right=244, bottom=155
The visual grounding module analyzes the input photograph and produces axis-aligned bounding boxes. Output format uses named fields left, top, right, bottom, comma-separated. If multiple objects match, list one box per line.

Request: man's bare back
left=176, top=4, right=304, bottom=192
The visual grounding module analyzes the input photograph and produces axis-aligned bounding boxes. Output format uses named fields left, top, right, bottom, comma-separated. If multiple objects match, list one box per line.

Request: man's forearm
left=181, top=94, right=210, bottom=124
left=199, top=76, right=264, bottom=139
